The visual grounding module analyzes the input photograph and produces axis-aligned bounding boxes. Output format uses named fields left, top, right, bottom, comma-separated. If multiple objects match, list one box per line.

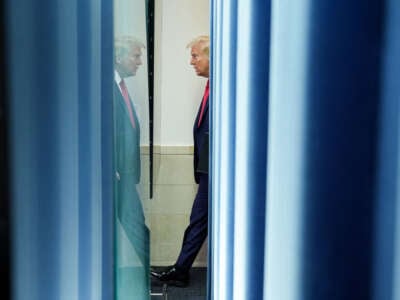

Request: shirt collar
left=114, top=70, right=122, bottom=84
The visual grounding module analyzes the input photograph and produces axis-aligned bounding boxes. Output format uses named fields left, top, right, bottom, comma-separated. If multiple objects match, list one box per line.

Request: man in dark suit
left=114, top=36, right=150, bottom=296
left=151, top=35, right=210, bottom=287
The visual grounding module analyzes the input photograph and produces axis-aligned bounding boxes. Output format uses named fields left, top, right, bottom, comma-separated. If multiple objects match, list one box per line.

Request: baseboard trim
left=141, top=145, right=194, bottom=155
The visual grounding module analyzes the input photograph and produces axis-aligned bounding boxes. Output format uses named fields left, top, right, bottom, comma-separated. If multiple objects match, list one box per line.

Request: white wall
left=154, top=0, right=210, bottom=146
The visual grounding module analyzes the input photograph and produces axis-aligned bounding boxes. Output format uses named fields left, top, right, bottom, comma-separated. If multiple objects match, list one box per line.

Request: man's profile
left=151, top=35, right=210, bottom=288
left=113, top=35, right=150, bottom=296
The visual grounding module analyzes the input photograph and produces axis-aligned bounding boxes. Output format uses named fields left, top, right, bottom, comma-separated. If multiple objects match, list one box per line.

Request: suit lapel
left=194, top=95, right=209, bottom=130
left=114, top=82, right=138, bottom=128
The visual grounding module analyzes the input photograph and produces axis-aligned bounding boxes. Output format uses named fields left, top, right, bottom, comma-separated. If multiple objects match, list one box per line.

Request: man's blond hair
left=115, top=35, right=145, bottom=62
left=187, top=35, right=210, bottom=57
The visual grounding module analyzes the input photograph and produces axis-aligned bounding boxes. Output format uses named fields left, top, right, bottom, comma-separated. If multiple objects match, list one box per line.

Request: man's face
left=118, top=46, right=143, bottom=77
left=190, top=43, right=209, bottom=78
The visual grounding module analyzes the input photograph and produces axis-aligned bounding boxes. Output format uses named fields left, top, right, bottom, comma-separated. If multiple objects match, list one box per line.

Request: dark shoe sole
left=165, top=279, right=189, bottom=288
left=151, top=274, right=189, bottom=287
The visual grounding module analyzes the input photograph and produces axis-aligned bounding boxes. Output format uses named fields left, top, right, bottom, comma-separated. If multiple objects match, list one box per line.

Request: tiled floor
left=151, top=267, right=207, bottom=300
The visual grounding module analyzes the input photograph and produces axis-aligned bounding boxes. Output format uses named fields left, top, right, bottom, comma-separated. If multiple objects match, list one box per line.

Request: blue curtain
left=5, top=0, right=114, bottom=299
left=210, top=1, right=271, bottom=299
left=211, top=0, right=400, bottom=299
left=372, top=1, right=400, bottom=299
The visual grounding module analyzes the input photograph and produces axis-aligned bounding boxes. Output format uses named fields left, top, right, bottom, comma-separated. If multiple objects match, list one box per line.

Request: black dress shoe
left=151, top=265, right=189, bottom=287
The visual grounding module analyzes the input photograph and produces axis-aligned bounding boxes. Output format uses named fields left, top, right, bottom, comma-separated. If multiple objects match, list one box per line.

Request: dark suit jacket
left=113, top=82, right=141, bottom=184
left=113, top=81, right=149, bottom=269
left=193, top=95, right=209, bottom=184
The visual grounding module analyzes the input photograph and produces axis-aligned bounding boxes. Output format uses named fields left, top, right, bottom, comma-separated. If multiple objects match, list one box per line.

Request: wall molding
left=141, top=145, right=194, bottom=155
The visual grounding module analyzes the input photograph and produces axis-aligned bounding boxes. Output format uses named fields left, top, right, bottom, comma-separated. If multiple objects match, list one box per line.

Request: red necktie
left=198, top=80, right=210, bottom=127
left=119, top=79, right=136, bottom=128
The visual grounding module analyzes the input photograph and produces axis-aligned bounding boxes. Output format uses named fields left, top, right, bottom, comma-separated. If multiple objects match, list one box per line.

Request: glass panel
left=113, top=0, right=151, bottom=298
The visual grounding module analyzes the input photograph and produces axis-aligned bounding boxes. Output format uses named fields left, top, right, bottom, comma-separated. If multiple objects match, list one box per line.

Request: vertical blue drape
left=263, top=1, right=400, bottom=299
left=209, top=1, right=237, bottom=299
left=264, top=1, right=311, bottom=299
left=212, top=0, right=400, bottom=299
left=5, top=0, right=114, bottom=299
left=211, top=1, right=271, bottom=299
left=101, top=0, right=114, bottom=299
left=301, top=1, right=384, bottom=299
left=373, top=0, right=400, bottom=300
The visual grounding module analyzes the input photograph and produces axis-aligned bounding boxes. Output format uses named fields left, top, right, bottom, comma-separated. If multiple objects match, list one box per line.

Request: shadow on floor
left=151, top=267, right=207, bottom=300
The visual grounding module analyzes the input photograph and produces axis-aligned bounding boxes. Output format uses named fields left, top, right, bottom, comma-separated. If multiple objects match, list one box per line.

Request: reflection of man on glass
left=114, top=36, right=149, bottom=296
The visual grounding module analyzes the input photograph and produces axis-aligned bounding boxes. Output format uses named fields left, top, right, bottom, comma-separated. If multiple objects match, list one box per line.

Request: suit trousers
left=175, top=173, right=209, bottom=271
left=116, top=177, right=149, bottom=269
